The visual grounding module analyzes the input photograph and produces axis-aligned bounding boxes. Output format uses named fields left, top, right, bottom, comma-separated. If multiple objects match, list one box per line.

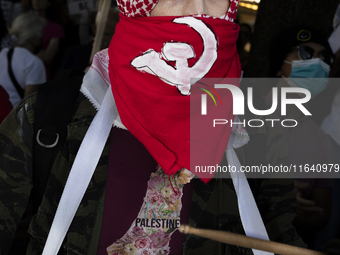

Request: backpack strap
left=7, top=48, right=24, bottom=99
left=32, top=69, right=84, bottom=212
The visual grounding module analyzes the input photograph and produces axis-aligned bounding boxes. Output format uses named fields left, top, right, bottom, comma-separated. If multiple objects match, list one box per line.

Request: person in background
left=314, top=4, right=340, bottom=250
left=269, top=25, right=334, bottom=248
left=9, top=0, right=31, bottom=26
left=0, top=11, right=46, bottom=107
left=237, top=23, right=252, bottom=73
left=31, top=0, right=64, bottom=80
left=78, top=8, right=96, bottom=46
left=59, top=6, right=120, bottom=72
left=0, top=5, right=12, bottom=50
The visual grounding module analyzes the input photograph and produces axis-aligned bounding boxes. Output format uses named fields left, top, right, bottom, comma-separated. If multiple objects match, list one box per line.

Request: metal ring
left=36, top=129, right=59, bottom=149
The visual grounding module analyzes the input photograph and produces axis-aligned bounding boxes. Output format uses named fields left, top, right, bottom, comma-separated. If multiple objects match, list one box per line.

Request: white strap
left=226, top=145, right=273, bottom=255
left=42, top=87, right=272, bottom=255
left=42, top=88, right=117, bottom=255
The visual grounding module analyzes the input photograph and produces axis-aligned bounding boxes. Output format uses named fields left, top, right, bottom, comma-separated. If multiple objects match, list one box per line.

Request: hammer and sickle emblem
left=131, top=17, right=218, bottom=95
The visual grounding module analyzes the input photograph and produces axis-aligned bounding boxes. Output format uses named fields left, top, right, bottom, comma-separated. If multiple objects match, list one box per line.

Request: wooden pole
left=179, top=225, right=326, bottom=255
left=90, top=0, right=112, bottom=62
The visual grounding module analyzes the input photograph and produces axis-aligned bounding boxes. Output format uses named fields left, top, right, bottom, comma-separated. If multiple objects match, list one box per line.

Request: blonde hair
left=9, top=11, right=46, bottom=47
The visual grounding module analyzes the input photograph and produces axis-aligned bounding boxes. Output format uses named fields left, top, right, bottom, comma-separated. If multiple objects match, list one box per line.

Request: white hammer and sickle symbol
left=131, top=17, right=218, bottom=95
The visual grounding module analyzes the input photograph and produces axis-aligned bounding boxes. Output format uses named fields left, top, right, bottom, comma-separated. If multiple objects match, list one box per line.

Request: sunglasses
left=294, top=45, right=334, bottom=65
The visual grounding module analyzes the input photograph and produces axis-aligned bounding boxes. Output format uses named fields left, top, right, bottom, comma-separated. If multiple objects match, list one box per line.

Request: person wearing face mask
left=0, top=11, right=46, bottom=107
left=0, top=0, right=305, bottom=254
left=270, top=25, right=333, bottom=94
left=268, top=25, right=334, bottom=249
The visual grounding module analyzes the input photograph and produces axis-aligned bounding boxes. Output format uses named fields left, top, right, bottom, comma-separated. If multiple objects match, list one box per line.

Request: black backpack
left=8, top=69, right=84, bottom=254
left=32, top=69, right=85, bottom=211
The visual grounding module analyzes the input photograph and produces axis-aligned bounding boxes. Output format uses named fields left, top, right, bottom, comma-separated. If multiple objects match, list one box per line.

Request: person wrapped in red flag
left=0, top=0, right=306, bottom=254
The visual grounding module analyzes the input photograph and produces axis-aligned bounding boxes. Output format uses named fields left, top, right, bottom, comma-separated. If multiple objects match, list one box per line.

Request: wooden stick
left=90, top=0, right=112, bottom=62
left=179, top=225, right=325, bottom=255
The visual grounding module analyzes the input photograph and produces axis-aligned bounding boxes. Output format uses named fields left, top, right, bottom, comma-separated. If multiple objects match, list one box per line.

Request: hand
left=294, top=180, right=323, bottom=218
left=296, top=195, right=323, bottom=217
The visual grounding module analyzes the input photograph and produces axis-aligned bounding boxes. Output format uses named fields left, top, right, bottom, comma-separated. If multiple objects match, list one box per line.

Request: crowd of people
left=0, top=0, right=340, bottom=254
left=0, top=0, right=119, bottom=112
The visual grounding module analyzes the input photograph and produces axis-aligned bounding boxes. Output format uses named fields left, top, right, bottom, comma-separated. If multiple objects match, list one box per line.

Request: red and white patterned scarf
left=117, top=0, right=239, bottom=21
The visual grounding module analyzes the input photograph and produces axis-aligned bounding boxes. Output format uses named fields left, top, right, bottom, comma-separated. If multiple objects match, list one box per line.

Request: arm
left=37, top=38, right=60, bottom=65
left=293, top=131, right=333, bottom=231
left=257, top=178, right=307, bottom=247
left=256, top=114, right=306, bottom=247
left=237, top=85, right=305, bottom=248
left=24, top=84, right=40, bottom=98
left=0, top=96, right=35, bottom=254
left=24, top=57, right=46, bottom=97
left=294, top=186, right=332, bottom=231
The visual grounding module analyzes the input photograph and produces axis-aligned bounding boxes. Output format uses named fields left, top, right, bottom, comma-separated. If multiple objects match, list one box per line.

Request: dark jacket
left=0, top=92, right=305, bottom=255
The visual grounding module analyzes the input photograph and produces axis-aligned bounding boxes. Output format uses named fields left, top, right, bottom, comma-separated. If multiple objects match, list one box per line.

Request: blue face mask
left=284, top=58, right=330, bottom=97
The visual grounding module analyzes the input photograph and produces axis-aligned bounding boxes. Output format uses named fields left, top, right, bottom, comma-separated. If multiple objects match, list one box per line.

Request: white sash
left=42, top=50, right=272, bottom=255
left=42, top=88, right=117, bottom=255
